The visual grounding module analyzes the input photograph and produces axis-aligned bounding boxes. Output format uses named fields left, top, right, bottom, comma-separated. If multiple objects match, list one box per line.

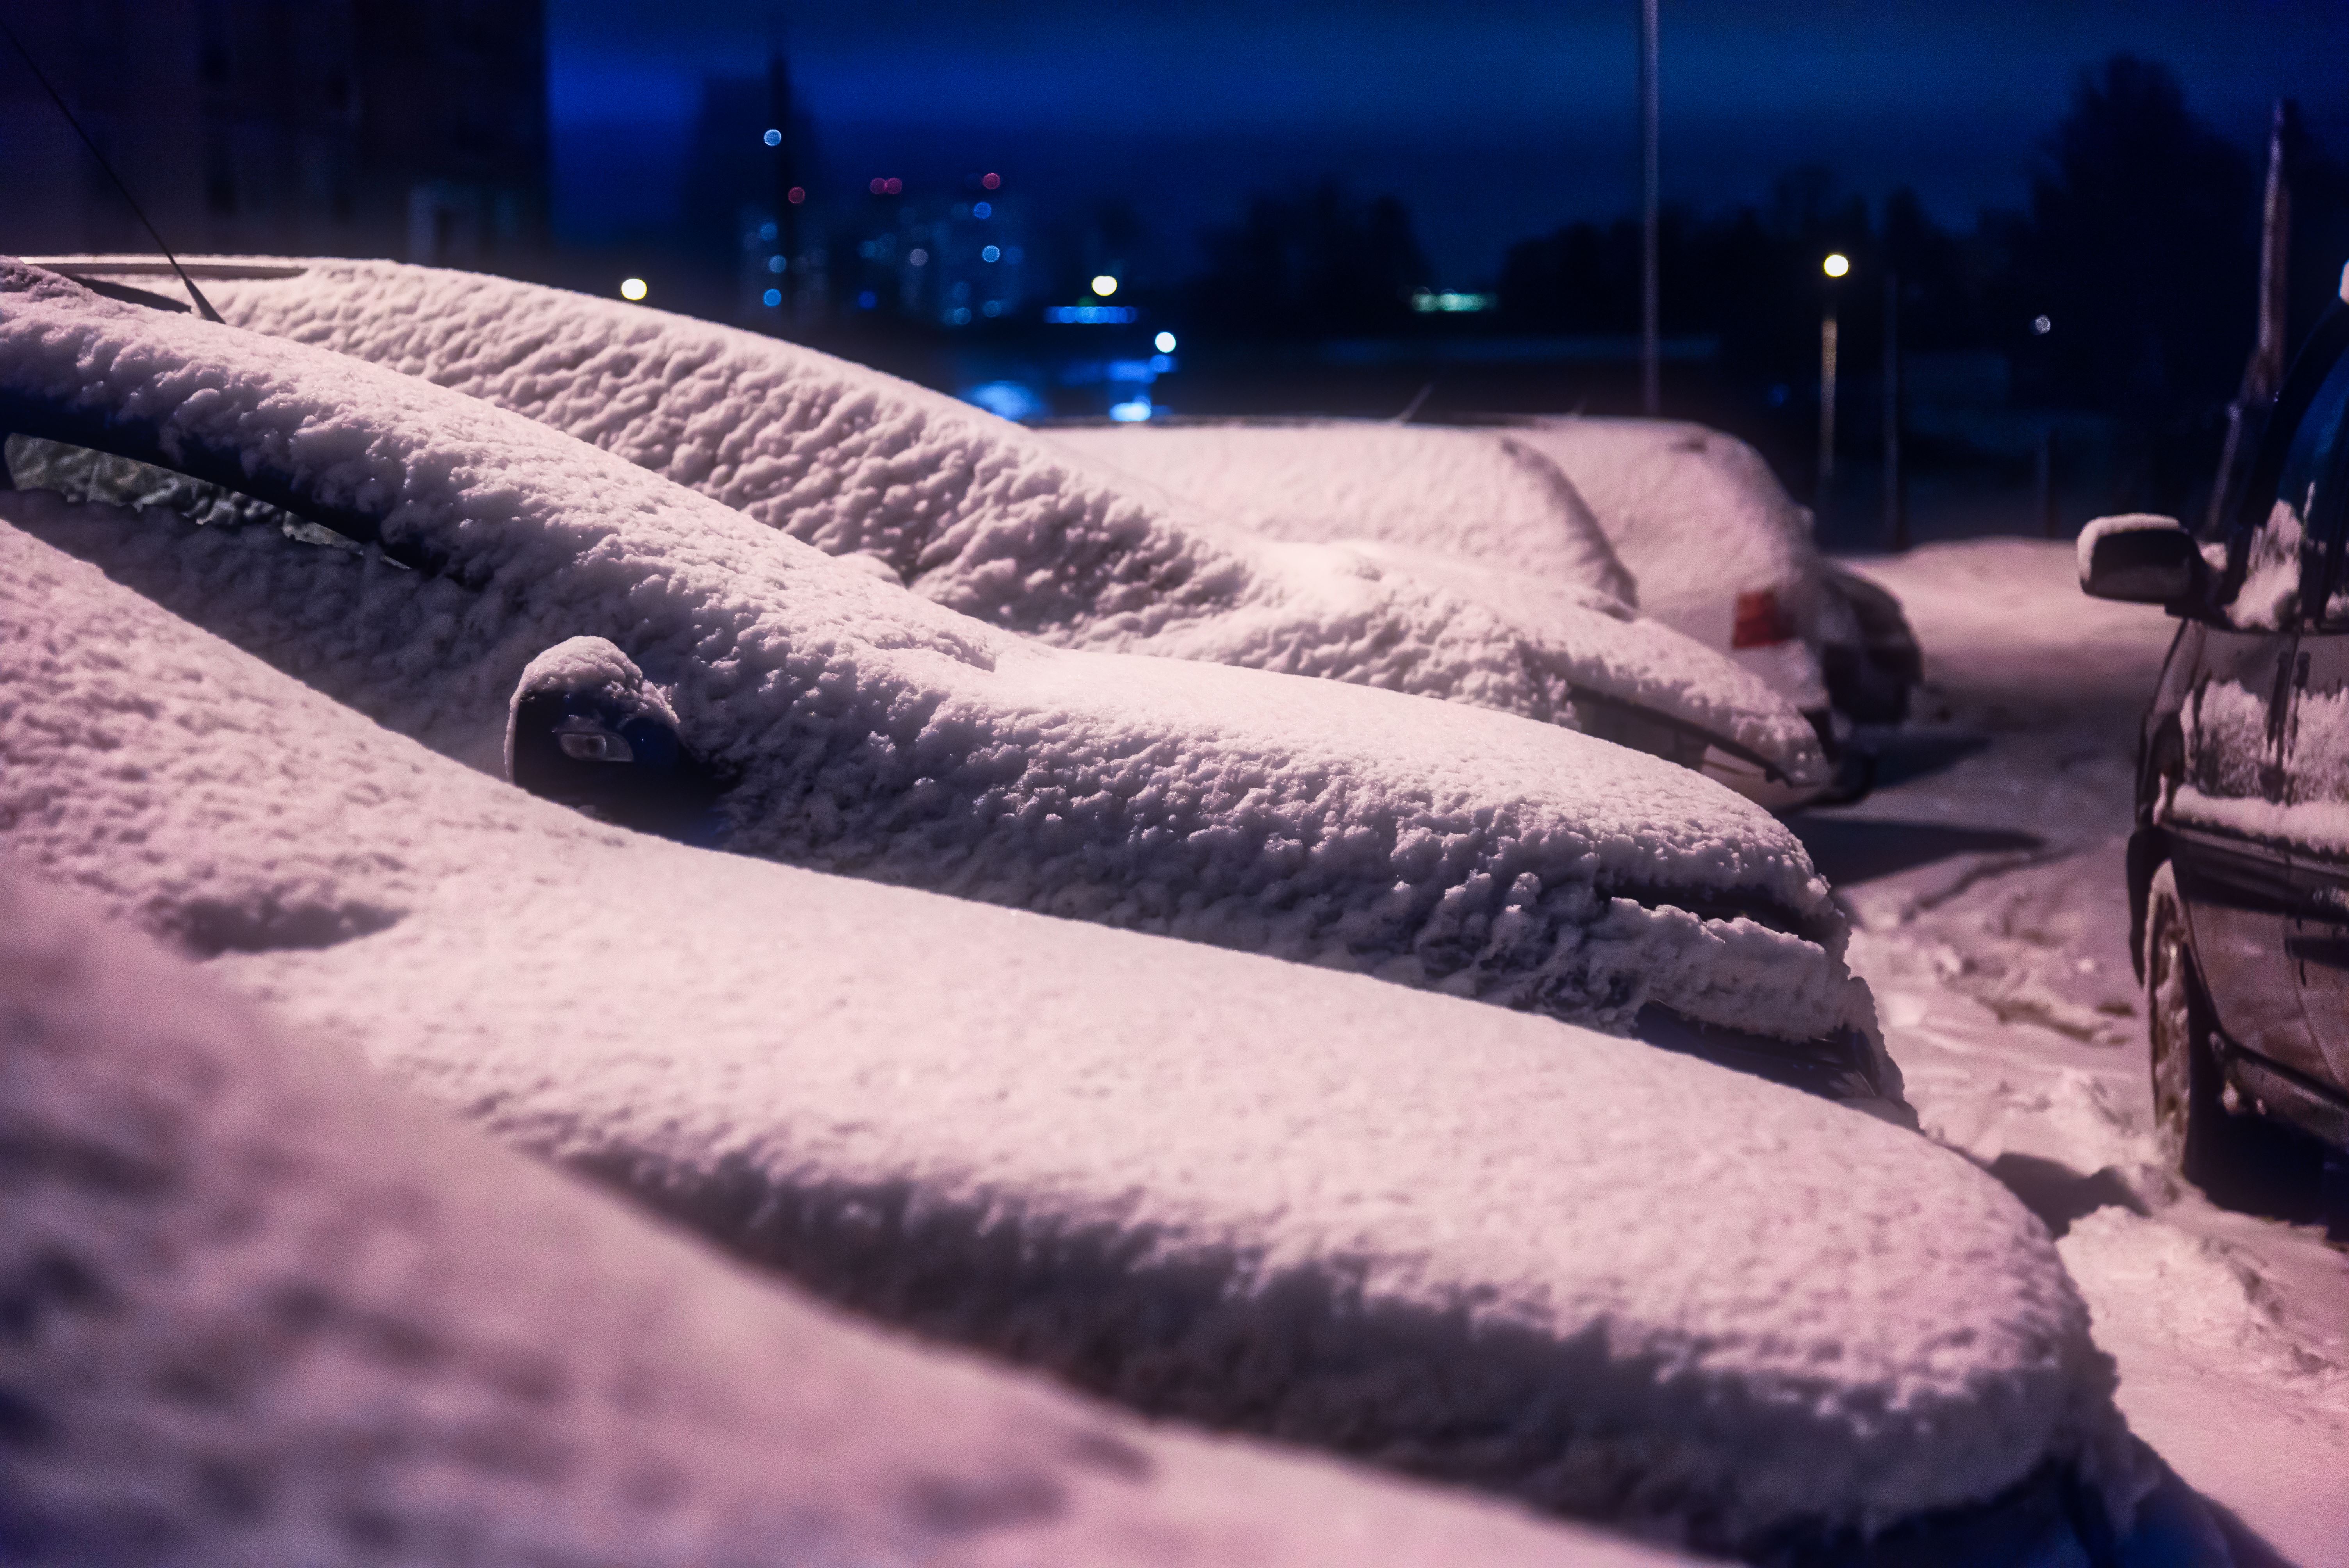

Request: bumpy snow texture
left=0, top=264, right=1868, bottom=1050
left=0, top=510, right=2145, bottom=1556
left=1508, top=419, right=1835, bottom=707
left=184, top=257, right=1823, bottom=782
left=1041, top=419, right=1639, bottom=602
left=0, top=866, right=1713, bottom=1568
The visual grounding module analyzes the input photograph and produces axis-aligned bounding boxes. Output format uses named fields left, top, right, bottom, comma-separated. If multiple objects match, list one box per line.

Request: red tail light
left=1732, top=589, right=1798, bottom=649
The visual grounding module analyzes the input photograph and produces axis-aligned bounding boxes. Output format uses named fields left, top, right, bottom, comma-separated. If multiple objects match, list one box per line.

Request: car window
left=2224, top=313, right=2349, bottom=630
left=4, top=435, right=372, bottom=558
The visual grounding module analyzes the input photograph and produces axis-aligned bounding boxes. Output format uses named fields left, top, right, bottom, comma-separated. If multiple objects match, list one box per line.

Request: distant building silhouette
left=3, top=1, right=547, bottom=266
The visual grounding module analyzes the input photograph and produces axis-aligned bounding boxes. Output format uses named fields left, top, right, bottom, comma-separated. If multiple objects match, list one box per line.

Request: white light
left=1108, top=397, right=1151, bottom=422
left=1091, top=274, right=1119, bottom=297
left=909, top=249, right=928, bottom=266
left=1154, top=330, right=1176, bottom=353
left=1822, top=253, right=1850, bottom=279
left=2031, top=314, right=2053, bottom=335
left=619, top=277, right=648, bottom=301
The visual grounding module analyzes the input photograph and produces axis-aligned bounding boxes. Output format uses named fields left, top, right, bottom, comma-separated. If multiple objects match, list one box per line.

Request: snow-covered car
left=1506, top=417, right=1923, bottom=773
left=1046, top=415, right=1918, bottom=806
left=0, top=257, right=1886, bottom=1101
left=1, top=867, right=1703, bottom=1568
left=2, top=502, right=2183, bottom=1564
left=27, top=254, right=1828, bottom=804
left=2079, top=294, right=2349, bottom=1178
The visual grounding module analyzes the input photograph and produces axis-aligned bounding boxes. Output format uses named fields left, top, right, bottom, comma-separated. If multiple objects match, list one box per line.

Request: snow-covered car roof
left=1, top=864, right=1707, bottom=1568
left=1504, top=418, right=1830, bottom=658
left=39, top=255, right=1823, bottom=791
left=0, top=260, right=1876, bottom=1078
left=0, top=518, right=2149, bottom=1558
left=1040, top=417, right=1638, bottom=603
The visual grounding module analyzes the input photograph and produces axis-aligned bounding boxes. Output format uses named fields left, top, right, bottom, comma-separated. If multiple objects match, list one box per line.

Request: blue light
left=763, top=288, right=782, bottom=308
left=857, top=290, right=878, bottom=310
left=1108, top=396, right=1153, bottom=423
left=951, top=306, right=972, bottom=325
left=973, top=201, right=992, bottom=219
left=981, top=244, right=1000, bottom=264
left=1044, top=305, right=1137, bottom=324
left=763, top=128, right=782, bottom=147
left=982, top=299, right=1003, bottom=317
left=964, top=380, right=1047, bottom=421
left=767, top=255, right=786, bottom=274
left=1149, top=354, right=1173, bottom=373
left=758, top=221, right=777, bottom=242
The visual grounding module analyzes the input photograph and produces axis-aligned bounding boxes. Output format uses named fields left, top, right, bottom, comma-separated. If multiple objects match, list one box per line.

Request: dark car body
left=2113, top=300, right=2349, bottom=1160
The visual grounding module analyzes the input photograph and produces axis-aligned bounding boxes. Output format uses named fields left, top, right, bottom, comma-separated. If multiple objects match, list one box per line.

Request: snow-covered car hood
left=47, top=254, right=1824, bottom=791
left=0, top=519, right=2149, bottom=1557
left=0, top=259, right=1875, bottom=1068
left=0, top=863, right=1708, bottom=1568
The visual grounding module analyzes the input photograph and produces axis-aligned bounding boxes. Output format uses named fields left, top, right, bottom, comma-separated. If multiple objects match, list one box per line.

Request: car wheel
left=2145, top=862, right=2240, bottom=1182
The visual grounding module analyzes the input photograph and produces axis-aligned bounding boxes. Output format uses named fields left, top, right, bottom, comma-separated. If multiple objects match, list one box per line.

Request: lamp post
left=1818, top=252, right=1848, bottom=508
left=1638, top=0, right=1660, bottom=415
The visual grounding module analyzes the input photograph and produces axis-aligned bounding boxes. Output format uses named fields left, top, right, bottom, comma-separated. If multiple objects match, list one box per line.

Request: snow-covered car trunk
left=0, top=517, right=2158, bottom=1561
left=0, top=865, right=1709, bottom=1568
left=0, top=260, right=1882, bottom=1094
left=37, top=255, right=1826, bottom=795
left=1506, top=419, right=1920, bottom=751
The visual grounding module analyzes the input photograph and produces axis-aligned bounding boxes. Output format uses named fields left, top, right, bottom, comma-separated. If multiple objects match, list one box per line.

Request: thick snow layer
left=159, top=257, right=1821, bottom=783
left=1813, top=540, right=2349, bottom=1567
left=0, top=514, right=2147, bottom=1555
left=1509, top=419, right=1833, bottom=710
left=0, top=270, right=1862, bottom=1050
left=0, top=864, right=1714, bottom=1568
left=1041, top=420, right=1640, bottom=603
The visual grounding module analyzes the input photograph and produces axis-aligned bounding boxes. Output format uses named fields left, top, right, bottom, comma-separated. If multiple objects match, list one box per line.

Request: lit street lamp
left=1818, top=253, right=1848, bottom=505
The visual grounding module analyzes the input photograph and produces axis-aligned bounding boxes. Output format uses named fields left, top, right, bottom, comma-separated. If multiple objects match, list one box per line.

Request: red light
left=884, top=177, right=902, bottom=194
left=1731, top=590, right=1798, bottom=649
left=868, top=177, right=884, bottom=194
left=981, top=172, right=1000, bottom=190
left=787, top=186, right=806, bottom=205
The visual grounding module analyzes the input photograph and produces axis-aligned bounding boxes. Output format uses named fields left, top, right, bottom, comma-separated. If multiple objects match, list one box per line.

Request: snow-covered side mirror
left=2077, top=513, right=2207, bottom=607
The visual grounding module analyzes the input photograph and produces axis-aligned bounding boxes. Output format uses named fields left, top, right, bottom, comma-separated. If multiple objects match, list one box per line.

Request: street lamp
left=1818, top=254, right=1848, bottom=505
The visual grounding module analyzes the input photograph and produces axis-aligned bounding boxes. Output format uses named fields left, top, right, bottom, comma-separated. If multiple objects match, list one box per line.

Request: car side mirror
left=2077, top=514, right=2208, bottom=607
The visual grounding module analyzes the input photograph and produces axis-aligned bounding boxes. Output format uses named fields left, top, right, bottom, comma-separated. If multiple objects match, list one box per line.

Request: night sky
left=551, top=0, right=2349, bottom=280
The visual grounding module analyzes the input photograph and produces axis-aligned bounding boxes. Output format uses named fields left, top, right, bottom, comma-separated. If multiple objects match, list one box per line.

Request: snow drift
left=109, top=255, right=1823, bottom=786
left=0, top=262, right=1874, bottom=1065
left=0, top=511, right=2148, bottom=1557
left=0, top=864, right=1709, bottom=1568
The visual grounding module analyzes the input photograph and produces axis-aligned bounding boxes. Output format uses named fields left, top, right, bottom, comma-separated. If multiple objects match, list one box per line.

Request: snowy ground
left=1804, top=540, right=2349, bottom=1568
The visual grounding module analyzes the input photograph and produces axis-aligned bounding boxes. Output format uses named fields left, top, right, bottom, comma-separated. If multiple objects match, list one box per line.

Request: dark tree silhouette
left=1192, top=181, right=1430, bottom=339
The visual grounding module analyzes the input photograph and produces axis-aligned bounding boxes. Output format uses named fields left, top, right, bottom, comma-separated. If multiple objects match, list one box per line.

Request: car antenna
left=1, top=20, right=223, bottom=323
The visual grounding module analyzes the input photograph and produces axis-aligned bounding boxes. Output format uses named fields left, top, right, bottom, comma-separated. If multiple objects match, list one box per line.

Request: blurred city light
left=982, top=244, right=1001, bottom=262
left=964, top=379, right=1044, bottom=420
left=1409, top=289, right=1495, bottom=313
left=1155, top=330, right=1177, bottom=352
left=762, top=128, right=782, bottom=147
left=767, top=255, right=786, bottom=273
left=763, top=288, right=782, bottom=308
left=1822, top=253, right=1850, bottom=278
left=2032, top=314, right=2053, bottom=335
left=973, top=201, right=992, bottom=219
left=1044, top=305, right=1137, bottom=324
left=1108, top=396, right=1153, bottom=422
left=786, top=186, right=806, bottom=205
left=981, top=172, right=1001, bottom=190
left=619, top=277, right=648, bottom=301
left=1091, top=275, right=1119, bottom=297
left=909, top=249, right=928, bottom=266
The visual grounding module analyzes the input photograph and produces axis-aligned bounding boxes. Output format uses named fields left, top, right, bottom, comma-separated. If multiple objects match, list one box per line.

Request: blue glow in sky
left=550, top=1, right=2349, bottom=274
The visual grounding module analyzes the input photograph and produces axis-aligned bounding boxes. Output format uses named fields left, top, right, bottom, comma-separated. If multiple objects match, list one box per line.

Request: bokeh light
left=619, top=277, right=647, bottom=301
left=1091, top=274, right=1119, bottom=297
left=1155, top=330, right=1177, bottom=353
left=1822, top=253, right=1850, bottom=278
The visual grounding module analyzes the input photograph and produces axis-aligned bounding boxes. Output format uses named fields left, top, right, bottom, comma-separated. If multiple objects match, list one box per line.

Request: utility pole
left=2206, top=98, right=2296, bottom=533
left=1638, top=0, right=1660, bottom=415
left=1883, top=268, right=1905, bottom=551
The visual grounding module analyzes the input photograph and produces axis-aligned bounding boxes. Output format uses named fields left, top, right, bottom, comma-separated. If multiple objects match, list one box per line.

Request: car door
left=2274, top=329, right=2349, bottom=1093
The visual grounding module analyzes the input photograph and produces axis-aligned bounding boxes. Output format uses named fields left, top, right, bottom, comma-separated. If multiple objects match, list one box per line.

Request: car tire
left=2144, top=862, right=2245, bottom=1184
